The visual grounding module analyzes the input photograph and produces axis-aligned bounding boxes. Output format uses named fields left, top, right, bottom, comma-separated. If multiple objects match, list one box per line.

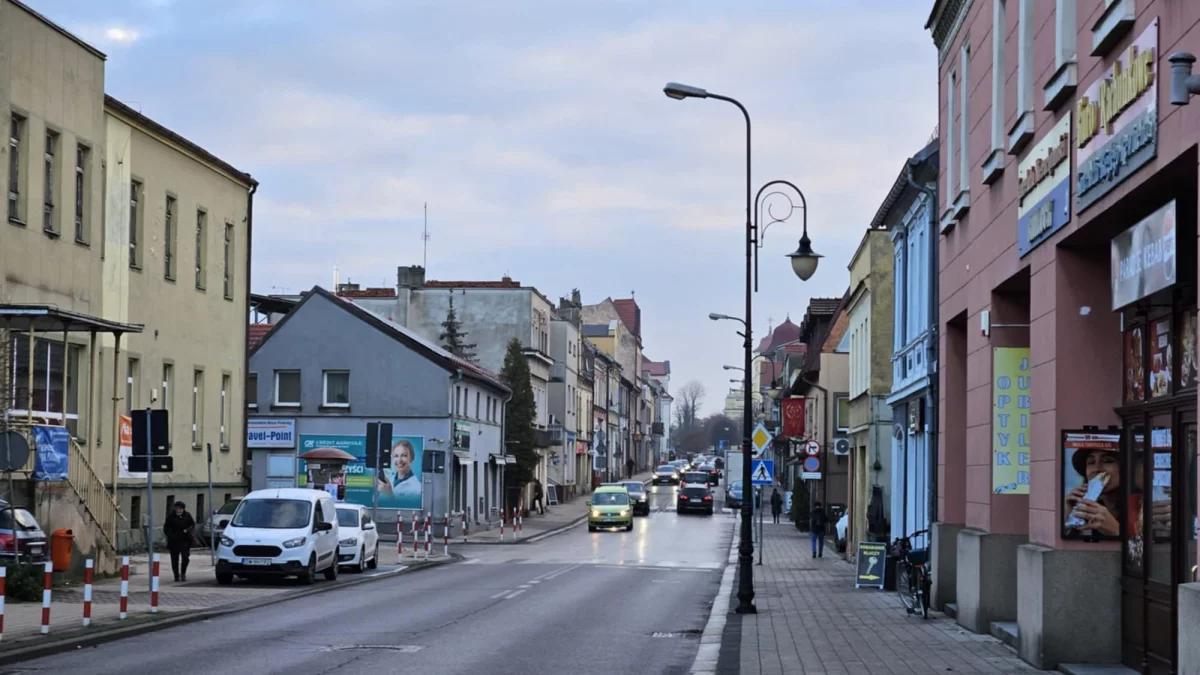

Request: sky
left=41, top=0, right=937, bottom=417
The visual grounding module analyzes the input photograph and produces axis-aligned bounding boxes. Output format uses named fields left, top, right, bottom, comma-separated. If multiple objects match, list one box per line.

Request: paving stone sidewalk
left=733, top=523, right=1041, bottom=675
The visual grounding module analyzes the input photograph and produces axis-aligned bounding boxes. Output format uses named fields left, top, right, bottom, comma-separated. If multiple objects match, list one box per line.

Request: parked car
left=619, top=481, right=650, bottom=516
left=725, top=481, right=744, bottom=509
left=215, top=488, right=340, bottom=585
left=676, top=485, right=714, bottom=515
left=0, top=504, right=46, bottom=563
left=200, top=498, right=242, bottom=544
left=335, top=504, right=379, bottom=573
left=587, top=486, right=634, bottom=532
left=653, top=465, right=679, bottom=485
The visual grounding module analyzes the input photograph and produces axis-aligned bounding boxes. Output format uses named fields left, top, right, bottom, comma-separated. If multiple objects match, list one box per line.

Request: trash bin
left=50, top=528, right=74, bottom=572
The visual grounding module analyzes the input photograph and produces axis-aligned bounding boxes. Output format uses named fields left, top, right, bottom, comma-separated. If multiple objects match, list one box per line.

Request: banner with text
left=992, top=348, right=1031, bottom=494
left=297, top=434, right=424, bottom=510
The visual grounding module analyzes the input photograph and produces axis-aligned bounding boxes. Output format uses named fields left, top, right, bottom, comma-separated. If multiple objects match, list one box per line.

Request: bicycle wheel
left=897, top=563, right=917, bottom=614
left=920, top=573, right=932, bottom=619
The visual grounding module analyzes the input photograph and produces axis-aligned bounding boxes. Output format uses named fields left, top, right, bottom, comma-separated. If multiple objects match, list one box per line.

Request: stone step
left=942, top=602, right=958, bottom=619
left=989, top=620, right=1019, bottom=649
left=1057, top=664, right=1139, bottom=675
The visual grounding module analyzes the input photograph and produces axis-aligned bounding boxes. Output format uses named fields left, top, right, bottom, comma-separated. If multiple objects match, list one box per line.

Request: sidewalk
left=725, top=523, right=1041, bottom=675
left=463, top=472, right=653, bottom=544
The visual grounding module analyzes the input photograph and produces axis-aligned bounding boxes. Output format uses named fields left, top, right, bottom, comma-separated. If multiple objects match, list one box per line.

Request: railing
left=67, top=437, right=123, bottom=550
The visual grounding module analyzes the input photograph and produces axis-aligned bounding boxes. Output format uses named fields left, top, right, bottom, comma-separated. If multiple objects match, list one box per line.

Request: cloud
left=104, top=27, right=139, bottom=43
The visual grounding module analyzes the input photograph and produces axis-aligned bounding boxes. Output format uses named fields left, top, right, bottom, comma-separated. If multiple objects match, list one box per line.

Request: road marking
left=528, top=579, right=541, bottom=584
left=542, top=564, right=580, bottom=580
left=462, top=558, right=482, bottom=565
left=490, top=591, right=510, bottom=599
left=504, top=589, right=526, bottom=599
left=517, top=584, right=531, bottom=589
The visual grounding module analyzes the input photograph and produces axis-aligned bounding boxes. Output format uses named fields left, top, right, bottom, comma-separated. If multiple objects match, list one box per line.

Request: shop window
left=1178, top=310, right=1197, bottom=389
left=1124, top=325, right=1146, bottom=403
left=9, top=336, right=82, bottom=436
left=1147, top=317, right=1172, bottom=399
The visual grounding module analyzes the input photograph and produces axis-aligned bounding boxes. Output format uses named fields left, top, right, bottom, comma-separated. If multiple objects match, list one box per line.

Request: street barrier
left=442, top=513, right=450, bottom=556
left=119, top=556, right=129, bottom=619
left=0, top=566, right=7, bottom=641
left=40, top=561, right=51, bottom=634
left=82, top=559, right=94, bottom=626
left=149, top=553, right=160, bottom=613
left=461, top=511, right=468, bottom=543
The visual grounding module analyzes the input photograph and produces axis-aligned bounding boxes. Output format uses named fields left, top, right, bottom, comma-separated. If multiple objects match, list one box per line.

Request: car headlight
left=591, top=510, right=602, bottom=517
left=340, top=537, right=357, bottom=546
left=283, top=536, right=307, bottom=549
left=618, top=510, right=629, bottom=517
left=218, top=536, right=234, bottom=548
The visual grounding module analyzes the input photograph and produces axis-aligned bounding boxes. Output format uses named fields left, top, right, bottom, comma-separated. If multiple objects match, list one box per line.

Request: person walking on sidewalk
left=809, top=501, right=828, bottom=558
left=533, top=480, right=545, bottom=515
left=163, top=501, right=196, bottom=582
left=770, top=488, right=783, bottom=524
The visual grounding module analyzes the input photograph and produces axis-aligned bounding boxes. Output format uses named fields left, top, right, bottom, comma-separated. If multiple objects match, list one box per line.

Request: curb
left=690, top=524, right=740, bottom=675
left=0, top=553, right=462, bottom=665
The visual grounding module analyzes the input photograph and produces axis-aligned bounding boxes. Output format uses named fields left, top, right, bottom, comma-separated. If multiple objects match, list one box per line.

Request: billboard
left=297, top=433, right=424, bottom=509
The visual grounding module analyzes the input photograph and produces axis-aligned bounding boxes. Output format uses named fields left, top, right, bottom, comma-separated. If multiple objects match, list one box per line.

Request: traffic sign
left=751, top=423, right=772, bottom=457
left=803, top=440, right=821, bottom=456
left=802, top=456, right=821, bottom=473
left=751, top=459, right=774, bottom=485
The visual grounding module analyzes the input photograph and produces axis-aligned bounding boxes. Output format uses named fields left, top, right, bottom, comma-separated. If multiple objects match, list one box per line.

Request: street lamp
left=722, top=365, right=744, bottom=372
left=708, top=312, right=744, bottom=324
left=666, top=81, right=822, bottom=615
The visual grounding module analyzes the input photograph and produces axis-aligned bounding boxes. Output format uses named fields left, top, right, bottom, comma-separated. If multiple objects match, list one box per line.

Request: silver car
left=0, top=504, right=47, bottom=563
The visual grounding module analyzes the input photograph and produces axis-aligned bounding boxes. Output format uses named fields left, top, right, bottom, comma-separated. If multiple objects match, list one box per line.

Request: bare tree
left=676, top=380, right=705, bottom=432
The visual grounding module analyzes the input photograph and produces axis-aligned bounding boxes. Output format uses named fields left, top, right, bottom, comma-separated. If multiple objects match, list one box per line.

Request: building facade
left=928, top=0, right=1200, bottom=670
left=549, top=300, right=582, bottom=498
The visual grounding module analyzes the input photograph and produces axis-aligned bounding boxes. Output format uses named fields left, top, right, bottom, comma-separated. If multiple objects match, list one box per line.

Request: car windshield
left=230, top=499, right=312, bottom=529
left=0, top=508, right=40, bottom=531
left=622, top=483, right=644, bottom=494
left=730, top=482, right=743, bottom=493
left=216, top=500, right=241, bottom=515
left=592, top=492, right=629, bottom=506
left=336, top=509, right=360, bottom=527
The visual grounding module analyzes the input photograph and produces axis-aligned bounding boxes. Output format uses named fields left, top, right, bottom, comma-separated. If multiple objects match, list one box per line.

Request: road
left=3, top=485, right=733, bottom=675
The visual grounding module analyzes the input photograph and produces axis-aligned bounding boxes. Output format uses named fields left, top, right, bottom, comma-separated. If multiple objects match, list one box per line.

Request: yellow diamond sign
left=751, top=423, right=772, bottom=457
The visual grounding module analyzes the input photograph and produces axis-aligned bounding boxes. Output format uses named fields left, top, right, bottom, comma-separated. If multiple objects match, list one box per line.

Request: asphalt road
left=3, top=485, right=733, bottom=675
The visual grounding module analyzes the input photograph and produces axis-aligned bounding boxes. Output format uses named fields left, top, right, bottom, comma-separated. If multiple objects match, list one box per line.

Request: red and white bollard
left=413, top=512, right=422, bottom=554
left=423, top=514, right=432, bottom=560
left=397, top=514, right=404, bottom=556
left=119, top=556, right=129, bottom=619
left=40, top=561, right=51, bottom=634
left=461, top=512, right=468, bottom=544
left=150, top=553, right=161, bottom=614
left=82, top=559, right=94, bottom=627
left=517, top=511, right=523, bottom=535
left=499, top=509, right=506, bottom=538
left=443, top=513, right=450, bottom=556
left=0, top=566, right=7, bottom=642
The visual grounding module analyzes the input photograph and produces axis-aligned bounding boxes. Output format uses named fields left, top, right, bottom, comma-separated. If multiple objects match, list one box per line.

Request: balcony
left=548, top=423, right=566, bottom=445
left=889, top=331, right=935, bottom=403
left=549, top=362, right=566, bottom=383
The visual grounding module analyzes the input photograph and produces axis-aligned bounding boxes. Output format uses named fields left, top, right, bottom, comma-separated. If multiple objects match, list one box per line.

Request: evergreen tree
left=499, top=338, right=538, bottom=487
left=439, top=296, right=477, bottom=362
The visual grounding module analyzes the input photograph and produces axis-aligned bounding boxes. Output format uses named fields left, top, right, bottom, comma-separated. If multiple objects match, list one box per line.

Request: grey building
left=247, top=286, right=511, bottom=528
left=549, top=292, right=583, bottom=499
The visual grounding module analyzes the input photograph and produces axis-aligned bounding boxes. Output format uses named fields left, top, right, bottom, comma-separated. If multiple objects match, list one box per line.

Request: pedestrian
left=163, top=500, right=196, bottom=582
left=809, top=501, right=828, bottom=559
left=533, top=480, right=545, bottom=515
left=770, top=488, right=783, bottom=524
left=625, top=457, right=635, bottom=480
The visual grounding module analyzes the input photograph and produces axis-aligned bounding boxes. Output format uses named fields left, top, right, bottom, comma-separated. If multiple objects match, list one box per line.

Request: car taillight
left=679, top=495, right=688, bottom=500
left=0, top=533, right=15, bottom=551
left=703, top=495, right=713, bottom=501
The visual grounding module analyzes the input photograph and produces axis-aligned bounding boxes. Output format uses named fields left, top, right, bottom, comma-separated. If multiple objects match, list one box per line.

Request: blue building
left=881, top=140, right=939, bottom=549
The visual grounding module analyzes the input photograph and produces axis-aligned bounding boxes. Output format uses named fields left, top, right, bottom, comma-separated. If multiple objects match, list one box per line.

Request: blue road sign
left=751, top=459, right=774, bottom=485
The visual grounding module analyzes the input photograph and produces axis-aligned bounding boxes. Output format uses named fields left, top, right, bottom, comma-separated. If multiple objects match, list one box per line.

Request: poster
left=992, top=348, right=1031, bottom=494
left=32, top=426, right=70, bottom=481
left=1061, top=430, right=1121, bottom=541
left=1125, top=327, right=1146, bottom=402
left=855, top=541, right=888, bottom=589
left=1180, top=311, right=1198, bottom=388
left=117, top=414, right=145, bottom=479
left=296, top=434, right=424, bottom=509
left=1149, top=318, right=1173, bottom=398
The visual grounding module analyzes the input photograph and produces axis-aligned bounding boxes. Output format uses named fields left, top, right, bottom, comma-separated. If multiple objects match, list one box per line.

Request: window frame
left=42, top=129, right=58, bottom=235
left=223, top=222, right=234, bottom=300
left=247, top=372, right=258, bottom=409
left=322, top=370, right=350, bottom=408
left=192, top=368, right=204, bottom=449
left=164, top=194, right=177, bottom=280
left=8, top=113, right=25, bottom=224
left=835, top=394, right=851, bottom=433
left=274, top=370, right=301, bottom=407
left=195, top=208, right=207, bottom=290
left=220, top=373, right=231, bottom=448
left=74, top=143, right=89, bottom=244
left=129, top=179, right=143, bottom=269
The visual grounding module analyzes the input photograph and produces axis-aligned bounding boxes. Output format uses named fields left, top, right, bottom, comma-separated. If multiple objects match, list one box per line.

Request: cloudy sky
left=44, top=0, right=936, bottom=416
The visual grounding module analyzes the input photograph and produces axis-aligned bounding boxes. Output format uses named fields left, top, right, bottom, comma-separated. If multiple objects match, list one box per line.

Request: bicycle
left=892, top=529, right=931, bottom=619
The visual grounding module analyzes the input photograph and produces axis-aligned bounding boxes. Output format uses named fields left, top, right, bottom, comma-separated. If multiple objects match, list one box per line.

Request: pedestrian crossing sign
left=751, top=459, right=774, bottom=485
left=751, top=423, right=772, bottom=457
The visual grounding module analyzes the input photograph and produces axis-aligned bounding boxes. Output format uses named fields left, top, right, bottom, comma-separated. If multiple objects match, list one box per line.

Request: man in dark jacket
left=533, top=480, right=545, bottom=515
left=809, top=501, right=828, bottom=558
left=163, top=501, right=196, bottom=582
left=769, top=488, right=784, bottom=524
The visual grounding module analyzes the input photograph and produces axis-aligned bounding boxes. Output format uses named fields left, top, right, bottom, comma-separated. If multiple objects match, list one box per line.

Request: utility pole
left=422, top=202, right=429, bottom=270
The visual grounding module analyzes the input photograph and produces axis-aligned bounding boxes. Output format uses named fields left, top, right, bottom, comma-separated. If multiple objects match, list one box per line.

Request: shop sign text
left=1018, top=114, right=1072, bottom=257
left=992, top=348, right=1031, bottom=495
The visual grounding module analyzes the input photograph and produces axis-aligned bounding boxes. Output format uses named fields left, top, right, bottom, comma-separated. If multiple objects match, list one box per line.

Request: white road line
left=462, top=558, right=482, bottom=565
left=504, top=589, right=527, bottom=599
left=517, top=584, right=531, bottom=589
left=528, top=580, right=541, bottom=584
left=542, top=564, right=580, bottom=580
left=490, top=591, right=510, bottom=599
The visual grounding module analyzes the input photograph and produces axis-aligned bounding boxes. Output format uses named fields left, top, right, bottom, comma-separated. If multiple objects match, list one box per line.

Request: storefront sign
left=1061, top=430, right=1121, bottom=541
left=453, top=421, right=472, bottom=449
left=781, top=398, right=806, bottom=438
left=1111, top=200, right=1176, bottom=310
left=855, top=541, right=888, bottom=589
left=1018, top=115, right=1071, bottom=256
left=1075, top=20, right=1158, bottom=213
left=247, top=418, right=296, bottom=448
left=992, top=348, right=1031, bottom=494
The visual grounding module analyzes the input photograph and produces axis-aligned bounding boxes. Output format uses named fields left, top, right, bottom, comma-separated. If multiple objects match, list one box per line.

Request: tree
left=704, top=413, right=740, bottom=449
left=499, top=338, right=537, bottom=487
left=676, top=380, right=705, bottom=431
left=439, top=296, right=477, bottom=362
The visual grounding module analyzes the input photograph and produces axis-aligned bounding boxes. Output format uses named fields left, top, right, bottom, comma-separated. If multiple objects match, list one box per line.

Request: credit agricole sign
left=1074, top=19, right=1158, bottom=213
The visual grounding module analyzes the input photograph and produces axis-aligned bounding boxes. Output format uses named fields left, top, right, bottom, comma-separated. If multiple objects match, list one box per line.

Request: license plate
left=242, top=558, right=273, bottom=566
left=28, top=546, right=42, bottom=556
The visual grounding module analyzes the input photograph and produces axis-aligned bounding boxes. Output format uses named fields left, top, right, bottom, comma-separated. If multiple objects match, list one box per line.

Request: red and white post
left=500, top=509, right=505, bottom=539
left=423, top=514, right=432, bottom=560
left=150, top=553, right=161, bottom=614
left=397, top=514, right=404, bottom=556
left=443, top=513, right=449, bottom=556
left=517, top=510, right=523, bottom=536
left=413, top=512, right=422, bottom=554
left=461, top=511, right=468, bottom=544
left=82, top=559, right=94, bottom=627
left=119, top=556, right=130, bottom=619
left=0, top=565, right=7, bottom=642
left=40, top=561, right=51, bottom=634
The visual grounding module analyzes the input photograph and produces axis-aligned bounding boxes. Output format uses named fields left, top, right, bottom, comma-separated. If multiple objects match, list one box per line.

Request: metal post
left=370, top=423, right=381, bottom=526
left=144, top=408, right=154, bottom=596
left=207, top=443, right=216, bottom=566
left=26, top=329, right=34, bottom=426
left=86, top=331, right=97, bottom=463
left=757, top=486, right=764, bottom=565
left=110, top=333, right=123, bottom=543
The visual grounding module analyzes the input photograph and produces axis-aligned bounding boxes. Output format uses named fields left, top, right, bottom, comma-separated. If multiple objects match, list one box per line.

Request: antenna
left=422, top=202, right=430, bottom=270
left=333, top=266, right=340, bottom=290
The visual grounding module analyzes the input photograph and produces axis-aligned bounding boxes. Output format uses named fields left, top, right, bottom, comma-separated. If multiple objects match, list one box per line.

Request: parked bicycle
left=892, top=529, right=931, bottom=619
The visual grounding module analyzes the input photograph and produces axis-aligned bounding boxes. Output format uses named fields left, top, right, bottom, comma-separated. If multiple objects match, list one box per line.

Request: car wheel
left=216, top=572, right=233, bottom=586
left=299, top=555, right=316, bottom=585
left=323, top=557, right=339, bottom=581
left=588, top=524, right=596, bottom=532
left=625, top=522, right=634, bottom=531
left=367, top=545, right=379, bottom=570
left=356, top=547, right=366, bottom=573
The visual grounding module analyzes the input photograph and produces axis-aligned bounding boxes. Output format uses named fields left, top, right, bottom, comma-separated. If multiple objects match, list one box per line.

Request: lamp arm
left=751, top=180, right=808, bottom=292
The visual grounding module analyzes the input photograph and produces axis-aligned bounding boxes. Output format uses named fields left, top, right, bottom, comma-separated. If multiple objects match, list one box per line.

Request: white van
left=215, top=487, right=340, bottom=585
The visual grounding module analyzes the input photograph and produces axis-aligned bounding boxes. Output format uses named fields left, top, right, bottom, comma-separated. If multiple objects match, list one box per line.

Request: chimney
left=571, top=288, right=581, bottom=307
left=397, top=265, right=426, bottom=289
left=501, top=274, right=513, bottom=283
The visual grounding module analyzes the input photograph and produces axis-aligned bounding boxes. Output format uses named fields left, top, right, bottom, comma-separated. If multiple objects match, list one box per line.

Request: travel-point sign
left=751, top=423, right=772, bottom=457
left=751, top=459, right=774, bottom=485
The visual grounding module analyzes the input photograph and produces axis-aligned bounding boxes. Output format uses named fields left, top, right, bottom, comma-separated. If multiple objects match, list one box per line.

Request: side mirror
left=585, top=501, right=591, bottom=507
left=316, top=521, right=333, bottom=532
left=219, top=519, right=230, bottom=528
left=364, top=523, right=375, bottom=530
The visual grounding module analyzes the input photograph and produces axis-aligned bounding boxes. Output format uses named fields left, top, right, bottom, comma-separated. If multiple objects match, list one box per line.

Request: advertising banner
left=781, top=398, right=806, bottom=438
left=1017, top=114, right=1071, bottom=257
left=1111, top=200, right=1176, bottom=310
left=297, top=434, right=424, bottom=510
left=247, top=418, right=296, bottom=449
left=32, top=426, right=70, bottom=481
left=1061, top=430, right=1122, bottom=541
left=117, top=414, right=145, bottom=479
left=992, top=348, right=1031, bottom=494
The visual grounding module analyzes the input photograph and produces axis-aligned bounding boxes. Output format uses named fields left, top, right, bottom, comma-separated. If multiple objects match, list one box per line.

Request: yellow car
left=587, top=486, right=634, bottom=532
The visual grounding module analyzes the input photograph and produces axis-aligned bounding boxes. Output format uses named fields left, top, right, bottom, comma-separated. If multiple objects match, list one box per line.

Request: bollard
left=462, top=512, right=468, bottom=544
left=500, top=509, right=505, bottom=539
left=413, top=512, right=422, bottom=554
left=82, top=559, right=94, bottom=627
left=443, top=513, right=450, bottom=556
left=0, top=566, right=6, bottom=642
left=424, top=514, right=432, bottom=560
left=40, top=561, right=51, bottom=634
left=150, top=553, right=161, bottom=613
left=517, top=511, right=523, bottom=535
left=119, top=556, right=130, bottom=619
left=397, top=514, right=404, bottom=557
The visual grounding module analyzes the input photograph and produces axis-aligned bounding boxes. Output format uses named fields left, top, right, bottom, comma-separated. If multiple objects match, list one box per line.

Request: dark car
left=653, top=465, right=679, bottom=485
left=676, top=485, right=714, bottom=515
left=680, top=471, right=710, bottom=487
left=0, top=504, right=47, bottom=562
left=725, top=481, right=744, bottom=509
left=621, top=482, right=650, bottom=516
left=696, top=463, right=720, bottom=485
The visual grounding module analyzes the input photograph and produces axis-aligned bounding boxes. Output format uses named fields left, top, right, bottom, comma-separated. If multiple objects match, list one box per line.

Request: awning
left=0, top=305, right=145, bottom=334
left=504, top=455, right=517, bottom=464
left=490, top=453, right=505, bottom=464
left=453, top=450, right=471, bottom=466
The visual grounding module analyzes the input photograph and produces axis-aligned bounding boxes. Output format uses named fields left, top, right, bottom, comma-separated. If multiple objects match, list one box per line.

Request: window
left=1043, top=0, right=1078, bottom=110
left=247, top=373, right=258, bottom=409
left=893, top=244, right=906, bottom=351
left=129, top=180, right=142, bottom=267
left=197, top=494, right=205, bottom=522
left=958, top=42, right=969, bottom=192
left=220, top=374, right=230, bottom=447
left=161, top=363, right=173, bottom=411
left=43, top=130, right=57, bottom=233
left=130, top=496, right=141, bottom=528
left=164, top=195, right=176, bottom=279
left=267, top=453, right=294, bottom=478
left=475, top=391, right=480, bottom=418
left=195, top=209, right=207, bottom=290
left=8, top=114, right=24, bottom=222
left=74, top=144, right=89, bottom=243
left=1009, top=0, right=1035, bottom=152
left=223, top=223, right=234, bottom=299
left=945, top=70, right=957, bottom=203
left=836, top=395, right=851, bottom=432
left=127, top=357, right=140, bottom=413
left=9, top=336, right=82, bottom=436
left=192, top=369, right=204, bottom=448
left=274, top=370, right=300, bottom=406
left=99, top=159, right=107, bottom=258
left=323, top=370, right=349, bottom=406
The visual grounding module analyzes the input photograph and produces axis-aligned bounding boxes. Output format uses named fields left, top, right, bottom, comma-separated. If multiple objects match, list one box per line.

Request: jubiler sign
left=1075, top=20, right=1158, bottom=213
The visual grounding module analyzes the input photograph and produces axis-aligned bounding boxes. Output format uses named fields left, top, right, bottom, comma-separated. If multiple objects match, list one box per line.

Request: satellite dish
left=0, top=431, right=31, bottom=471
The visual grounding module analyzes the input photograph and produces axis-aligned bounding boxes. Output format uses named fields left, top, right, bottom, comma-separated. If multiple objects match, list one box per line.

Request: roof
left=868, top=138, right=939, bottom=231
left=337, top=287, right=396, bottom=299
left=760, top=318, right=801, bottom=354
left=250, top=293, right=299, bottom=315
left=253, top=286, right=510, bottom=393
left=0, top=305, right=144, bottom=334
left=612, top=299, right=641, bottom=338
left=423, top=277, right=554, bottom=309
left=643, top=359, right=670, bottom=377
left=248, top=324, right=274, bottom=350
left=104, top=95, right=256, bottom=188
left=759, top=360, right=783, bottom=386
left=804, top=289, right=852, bottom=373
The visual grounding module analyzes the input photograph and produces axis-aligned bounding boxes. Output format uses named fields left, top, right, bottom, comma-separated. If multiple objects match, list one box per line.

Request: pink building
left=927, top=0, right=1200, bottom=671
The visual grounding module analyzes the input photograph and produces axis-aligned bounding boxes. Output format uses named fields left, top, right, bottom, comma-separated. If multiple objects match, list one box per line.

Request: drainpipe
left=243, top=181, right=257, bottom=493
left=498, top=387, right=513, bottom=525
left=906, top=159, right=938, bottom=531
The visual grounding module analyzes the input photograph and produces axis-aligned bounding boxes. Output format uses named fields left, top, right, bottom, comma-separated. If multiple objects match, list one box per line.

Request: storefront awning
left=503, top=455, right=517, bottom=464
left=489, top=453, right=505, bottom=464
left=453, top=450, right=471, bottom=466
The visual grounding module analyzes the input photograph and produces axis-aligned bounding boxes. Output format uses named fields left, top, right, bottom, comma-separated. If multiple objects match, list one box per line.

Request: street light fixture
left=723, top=365, right=744, bottom=372
left=787, top=233, right=822, bottom=282
left=664, top=82, right=709, bottom=100
left=708, top=312, right=745, bottom=324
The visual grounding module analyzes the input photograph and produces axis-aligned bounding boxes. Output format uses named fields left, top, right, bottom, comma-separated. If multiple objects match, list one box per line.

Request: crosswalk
left=460, top=557, right=723, bottom=573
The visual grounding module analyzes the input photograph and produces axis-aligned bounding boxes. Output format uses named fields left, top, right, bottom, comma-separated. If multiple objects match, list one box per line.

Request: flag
left=781, top=398, right=806, bottom=438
